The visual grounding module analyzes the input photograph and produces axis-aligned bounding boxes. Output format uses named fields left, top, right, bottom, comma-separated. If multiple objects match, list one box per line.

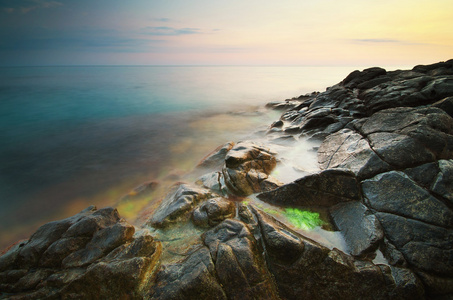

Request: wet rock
left=318, top=129, right=391, bottom=179
left=432, top=96, right=453, bottom=117
left=375, top=212, right=453, bottom=280
left=150, top=247, right=227, bottom=300
left=250, top=207, right=305, bottom=264
left=196, top=171, right=230, bottom=196
left=251, top=208, right=422, bottom=299
left=148, top=183, right=213, bottom=228
left=330, top=201, right=384, bottom=257
left=257, top=168, right=361, bottom=208
left=202, top=219, right=279, bottom=300
left=0, top=206, right=160, bottom=299
left=358, top=107, right=453, bottom=162
left=222, top=141, right=282, bottom=196
left=319, top=106, right=453, bottom=179
left=362, top=171, right=453, bottom=228
left=432, top=160, right=453, bottom=204
left=197, top=141, right=235, bottom=170
left=192, top=198, right=235, bottom=228
left=119, top=181, right=159, bottom=204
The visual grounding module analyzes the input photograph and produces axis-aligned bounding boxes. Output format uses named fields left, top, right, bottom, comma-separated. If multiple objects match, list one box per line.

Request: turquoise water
left=0, top=65, right=360, bottom=248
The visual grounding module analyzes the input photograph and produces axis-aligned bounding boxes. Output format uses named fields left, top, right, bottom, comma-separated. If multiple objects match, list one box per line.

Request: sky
left=0, top=0, right=452, bottom=66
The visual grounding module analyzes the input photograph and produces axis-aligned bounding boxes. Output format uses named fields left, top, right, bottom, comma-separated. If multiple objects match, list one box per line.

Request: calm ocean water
left=0, top=65, right=375, bottom=248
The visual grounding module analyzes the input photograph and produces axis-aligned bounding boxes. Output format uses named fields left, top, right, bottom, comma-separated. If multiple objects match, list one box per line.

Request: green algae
left=284, top=208, right=324, bottom=230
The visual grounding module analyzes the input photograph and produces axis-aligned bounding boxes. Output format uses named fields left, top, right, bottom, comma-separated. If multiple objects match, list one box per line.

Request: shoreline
left=1, top=59, right=453, bottom=299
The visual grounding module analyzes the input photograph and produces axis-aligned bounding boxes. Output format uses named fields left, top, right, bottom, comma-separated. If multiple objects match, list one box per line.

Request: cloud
left=349, top=38, right=429, bottom=46
left=141, top=26, right=203, bottom=36
left=1, top=0, right=62, bottom=14
left=153, top=17, right=171, bottom=22
left=352, top=39, right=401, bottom=43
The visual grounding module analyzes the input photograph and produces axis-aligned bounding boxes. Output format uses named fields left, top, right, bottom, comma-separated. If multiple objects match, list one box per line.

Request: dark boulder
left=258, top=168, right=361, bottom=208
left=0, top=206, right=160, bottom=299
left=330, top=201, right=384, bottom=257
left=202, top=219, right=280, bottom=300
left=192, top=197, right=236, bottom=228
left=251, top=207, right=423, bottom=299
left=150, top=247, right=227, bottom=300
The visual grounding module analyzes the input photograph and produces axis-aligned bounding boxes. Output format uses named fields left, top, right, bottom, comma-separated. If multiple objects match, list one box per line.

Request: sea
left=0, top=65, right=405, bottom=249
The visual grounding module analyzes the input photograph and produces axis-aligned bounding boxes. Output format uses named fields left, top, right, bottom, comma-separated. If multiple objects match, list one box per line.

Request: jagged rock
left=0, top=206, right=160, bottom=299
left=330, top=201, right=384, bottom=257
left=197, top=141, right=235, bottom=170
left=431, top=159, right=453, bottom=204
left=196, top=171, right=230, bottom=196
left=341, top=67, right=387, bottom=89
left=318, top=129, right=392, bottom=179
left=251, top=207, right=423, bottom=300
left=362, top=171, right=453, bottom=228
left=375, top=213, right=453, bottom=280
left=319, top=106, right=453, bottom=179
left=222, top=141, right=282, bottom=196
left=150, top=247, right=227, bottom=300
left=358, top=107, right=453, bottom=163
left=202, top=219, right=280, bottom=300
left=432, top=96, right=453, bottom=117
left=147, top=183, right=212, bottom=228
left=192, top=198, right=235, bottom=228
left=257, top=168, right=361, bottom=208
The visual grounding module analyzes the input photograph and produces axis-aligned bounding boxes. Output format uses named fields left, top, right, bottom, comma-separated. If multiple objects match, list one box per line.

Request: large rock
left=319, top=106, right=453, bottom=179
left=257, top=168, right=361, bottom=208
left=362, top=171, right=453, bottom=228
left=192, top=197, right=236, bottom=228
left=318, top=129, right=391, bottom=179
left=147, top=183, right=213, bottom=228
left=197, top=141, right=235, bottom=170
left=202, top=219, right=280, bottom=300
left=149, top=247, right=227, bottom=300
left=250, top=207, right=424, bottom=299
left=222, top=141, right=282, bottom=196
left=0, top=206, right=160, bottom=299
left=330, top=201, right=384, bottom=257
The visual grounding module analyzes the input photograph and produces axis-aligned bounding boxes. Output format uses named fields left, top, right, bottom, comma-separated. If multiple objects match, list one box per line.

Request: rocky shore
left=1, top=60, right=453, bottom=299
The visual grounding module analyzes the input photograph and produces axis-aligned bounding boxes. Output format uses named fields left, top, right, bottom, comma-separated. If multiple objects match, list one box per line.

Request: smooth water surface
left=0, top=65, right=362, bottom=248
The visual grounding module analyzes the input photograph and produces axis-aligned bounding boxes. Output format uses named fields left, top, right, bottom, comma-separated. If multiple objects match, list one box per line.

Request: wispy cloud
left=352, top=39, right=401, bottom=43
left=1, top=0, right=62, bottom=14
left=152, top=17, right=171, bottom=22
left=141, top=26, right=203, bottom=36
left=349, top=38, right=429, bottom=46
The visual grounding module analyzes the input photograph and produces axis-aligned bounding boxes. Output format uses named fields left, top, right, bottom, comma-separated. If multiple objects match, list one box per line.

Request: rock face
left=260, top=59, right=453, bottom=298
left=0, top=206, right=161, bottom=299
left=222, top=141, right=282, bottom=196
left=258, top=168, right=360, bottom=207
left=2, top=60, right=453, bottom=299
left=147, top=183, right=213, bottom=228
